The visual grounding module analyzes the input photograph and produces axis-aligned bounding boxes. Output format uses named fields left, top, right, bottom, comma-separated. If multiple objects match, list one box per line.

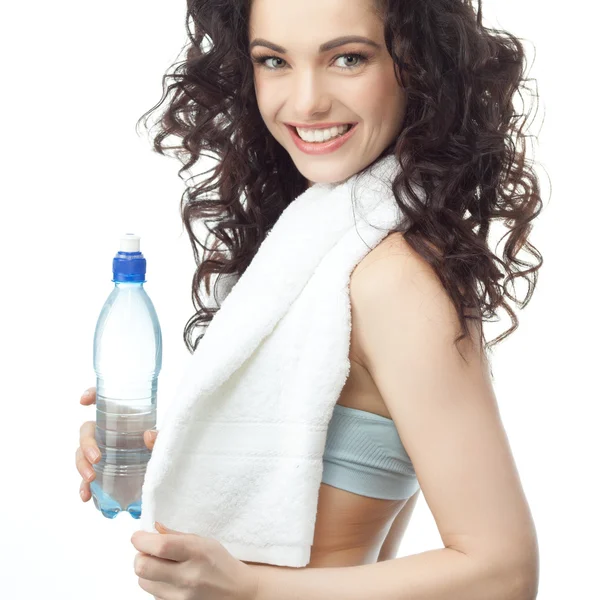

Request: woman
left=76, top=0, right=542, bottom=597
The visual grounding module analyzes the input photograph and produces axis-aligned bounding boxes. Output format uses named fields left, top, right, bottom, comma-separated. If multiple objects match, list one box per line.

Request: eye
left=333, top=53, right=369, bottom=70
left=252, top=55, right=287, bottom=70
left=251, top=52, right=369, bottom=72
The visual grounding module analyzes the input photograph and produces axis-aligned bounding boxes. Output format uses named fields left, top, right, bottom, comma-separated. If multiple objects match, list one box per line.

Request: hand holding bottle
left=76, top=386, right=158, bottom=503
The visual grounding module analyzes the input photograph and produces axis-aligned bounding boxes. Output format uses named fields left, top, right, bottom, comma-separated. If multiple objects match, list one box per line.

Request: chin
left=298, top=165, right=357, bottom=187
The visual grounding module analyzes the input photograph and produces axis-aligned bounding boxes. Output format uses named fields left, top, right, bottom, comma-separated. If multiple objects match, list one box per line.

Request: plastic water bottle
left=89, top=233, right=162, bottom=519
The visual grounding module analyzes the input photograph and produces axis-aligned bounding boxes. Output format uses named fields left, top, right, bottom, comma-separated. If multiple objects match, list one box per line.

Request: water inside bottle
left=90, top=386, right=157, bottom=518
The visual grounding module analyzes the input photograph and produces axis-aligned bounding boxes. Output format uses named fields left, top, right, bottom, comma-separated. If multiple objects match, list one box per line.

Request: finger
left=131, top=531, right=193, bottom=563
left=80, top=387, right=96, bottom=405
left=79, top=478, right=91, bottom=502
left=143, top=429, right=158, bottom=450
left=134, top=552, right=183, bottom=586
left=76, top=448, right=96, bottom=482
left=75, top=446, right=96, bottom=483
left=79, top=420, right=101, bottom=464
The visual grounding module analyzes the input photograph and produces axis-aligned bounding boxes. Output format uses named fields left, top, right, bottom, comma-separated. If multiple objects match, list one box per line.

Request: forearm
left=250, top=547, right=533, bottom=600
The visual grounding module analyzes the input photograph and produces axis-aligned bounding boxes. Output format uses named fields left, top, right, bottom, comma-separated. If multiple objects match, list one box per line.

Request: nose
left=290, top=68, right=332, bottom=120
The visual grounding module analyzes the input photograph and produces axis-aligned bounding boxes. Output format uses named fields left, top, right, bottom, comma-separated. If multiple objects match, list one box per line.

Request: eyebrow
left=249, top=35, right=381, bottom=54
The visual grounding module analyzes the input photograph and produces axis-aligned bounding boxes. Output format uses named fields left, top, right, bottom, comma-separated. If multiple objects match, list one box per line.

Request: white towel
left=139, top=152, right=407, bottom=567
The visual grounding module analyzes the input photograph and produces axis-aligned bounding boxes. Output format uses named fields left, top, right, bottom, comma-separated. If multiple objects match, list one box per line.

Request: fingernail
left=87, top=448, right=99, bottom=462
left=83, top=389, right=92, bottom=398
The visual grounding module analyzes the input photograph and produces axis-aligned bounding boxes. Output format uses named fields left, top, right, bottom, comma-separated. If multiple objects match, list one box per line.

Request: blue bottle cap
left=112, top=233, right=147, bottom=283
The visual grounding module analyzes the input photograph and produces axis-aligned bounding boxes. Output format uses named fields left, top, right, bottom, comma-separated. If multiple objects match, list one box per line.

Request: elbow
left=496, top=543, right=540, bottom=600
left=470, top=539, right=539, bottom=600
left=501, top=559, right=539, bottom=600
left=473, top=524, right=540, bottom=599
left=473, top=553, right=539, bottom=600
left=512, top=532, right=540, bottom=600
left=518, top=551, right=540, bottom=600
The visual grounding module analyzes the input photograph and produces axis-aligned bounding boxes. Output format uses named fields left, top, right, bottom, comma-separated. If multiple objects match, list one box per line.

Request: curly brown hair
left=136, top=0, right=545, bottom=359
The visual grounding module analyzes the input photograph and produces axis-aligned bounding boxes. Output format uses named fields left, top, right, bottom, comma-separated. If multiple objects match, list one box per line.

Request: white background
left=1, top=1, right=587, bottom=598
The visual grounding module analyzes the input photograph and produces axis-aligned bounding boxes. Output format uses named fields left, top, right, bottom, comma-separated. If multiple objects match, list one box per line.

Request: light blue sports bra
left=321, top=404, right=420, bottom=500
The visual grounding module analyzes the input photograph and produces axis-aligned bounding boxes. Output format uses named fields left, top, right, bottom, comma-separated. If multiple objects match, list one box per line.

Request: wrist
left=247, top=563, right=295, bottom=600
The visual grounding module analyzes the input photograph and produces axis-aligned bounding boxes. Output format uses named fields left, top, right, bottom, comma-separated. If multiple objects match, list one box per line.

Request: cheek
left=253, top=77, right=274, bottom=112
left=254, top=76, right=277, bottom=105
left=351, top=70, right=405, bottom=124
left=253, top=80, right=282, bottom=137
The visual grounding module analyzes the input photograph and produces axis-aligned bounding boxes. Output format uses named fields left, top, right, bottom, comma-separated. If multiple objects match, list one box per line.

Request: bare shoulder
left=350, top=230, right=464, bottom=363
left=351, top=231, right=422, bottom=281
left=351, top=231, right=446, bottom=300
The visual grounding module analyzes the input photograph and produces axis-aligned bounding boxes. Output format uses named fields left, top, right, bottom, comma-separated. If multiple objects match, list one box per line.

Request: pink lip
left=286, top=123, right=358, bottom=155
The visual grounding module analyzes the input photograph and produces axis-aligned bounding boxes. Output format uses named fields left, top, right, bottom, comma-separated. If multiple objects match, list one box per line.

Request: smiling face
left=249, top=0, right=406, bottom=187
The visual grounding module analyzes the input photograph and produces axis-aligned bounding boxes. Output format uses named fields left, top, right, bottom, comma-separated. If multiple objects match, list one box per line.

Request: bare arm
left=250, top=234, right=538, bottom=600
left=251, top=545, right=531, bottom=600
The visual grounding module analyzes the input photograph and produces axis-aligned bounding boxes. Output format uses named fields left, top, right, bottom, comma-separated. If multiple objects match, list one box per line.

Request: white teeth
left=295, top=124, right=351, bottom=143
